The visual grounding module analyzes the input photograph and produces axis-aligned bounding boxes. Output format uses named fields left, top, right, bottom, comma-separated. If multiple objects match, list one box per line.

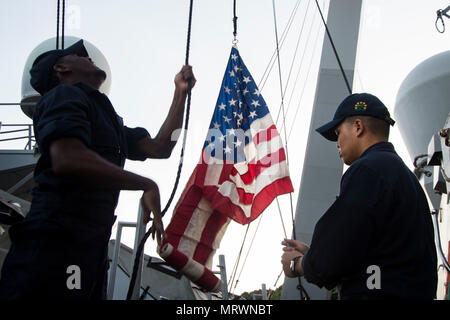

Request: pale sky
left=1, top=0, right=449, bottom=296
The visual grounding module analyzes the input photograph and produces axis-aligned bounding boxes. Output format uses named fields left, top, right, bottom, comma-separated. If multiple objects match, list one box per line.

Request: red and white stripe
left=159, top=113, right=293, bottom=292
left=202, top=113, right=293, bottom=224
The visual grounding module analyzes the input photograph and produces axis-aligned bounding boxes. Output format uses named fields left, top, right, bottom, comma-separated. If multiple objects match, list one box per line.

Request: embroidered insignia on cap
left=354, top=101, right=367, bottom=111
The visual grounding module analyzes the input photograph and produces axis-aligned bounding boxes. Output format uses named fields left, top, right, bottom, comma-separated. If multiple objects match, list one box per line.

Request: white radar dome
left=394, top=51, right=450, bottom=162
left=20, top=36, right=112, bottom=118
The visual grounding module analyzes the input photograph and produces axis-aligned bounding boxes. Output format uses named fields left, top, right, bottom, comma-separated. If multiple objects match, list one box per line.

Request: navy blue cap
left=30, top=40, right=88, bottom=95
left=315, top=93, right=395, bottom=141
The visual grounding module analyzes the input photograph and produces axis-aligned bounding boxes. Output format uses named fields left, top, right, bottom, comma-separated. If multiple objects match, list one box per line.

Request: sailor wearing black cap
left=0, top=40, right=196, bottom=299
left=282, top=93, right=437, bottom=299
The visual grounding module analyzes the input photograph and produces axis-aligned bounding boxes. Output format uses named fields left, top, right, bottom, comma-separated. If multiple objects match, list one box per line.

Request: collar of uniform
left=73, top=82, right=100, bottom=95
left=359, top=141, right=395, bottom=159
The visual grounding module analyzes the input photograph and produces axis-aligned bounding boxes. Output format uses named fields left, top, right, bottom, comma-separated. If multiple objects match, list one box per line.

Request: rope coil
left=436, top=5, right=450, bottom=33
left=436, top=10, right=445, bottom=33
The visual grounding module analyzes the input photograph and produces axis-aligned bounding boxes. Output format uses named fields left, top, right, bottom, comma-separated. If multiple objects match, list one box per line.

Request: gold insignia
left=354, top=101, right=367, bottom=111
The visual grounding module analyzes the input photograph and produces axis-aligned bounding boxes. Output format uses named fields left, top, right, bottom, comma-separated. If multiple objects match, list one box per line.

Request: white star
left=229, top=70, right=235, bottom=77
left=224, top=86, right=231, bottom=94
left=223, top=115, right=231, bottom=123
left=231, top=53, right=238, bottom=61
left=213, top=122, right=221, bottom=129
left=254, top=89, right=261, bottom=96
left=243, top=76, right=251, bottom=84
left=234, top=65, right=240, bottom=72
left=251, top=100, right=261, bottom=107
left=229, top=98, right=237, bottom=106
left=207, top=141, right=215, bottom=149
left=218, top=103, right=226, bottom=111
left=234, top=139, right=242, bottom=147
left=237, top=113, right=243, bottom=120
left=218, top=134, right=225, bottom=142
left=224, top=145, right=232, bottom=154
left=228, top=128, right=236, bottom=136
left=249, top=110, right=257, bottom=119
left=243, top=88, right=249, bottom=95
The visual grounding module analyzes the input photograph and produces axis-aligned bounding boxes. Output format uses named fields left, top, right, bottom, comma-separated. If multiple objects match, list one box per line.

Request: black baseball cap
left=315, top=93, right=395, bottom=141
left=29, top=39, right=88, bottom=95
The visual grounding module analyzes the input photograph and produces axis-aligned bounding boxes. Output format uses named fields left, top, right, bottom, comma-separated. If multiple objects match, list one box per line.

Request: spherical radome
left=394, top=51, right=450, bottom=162
left=20, top=36, right=112, bottom=118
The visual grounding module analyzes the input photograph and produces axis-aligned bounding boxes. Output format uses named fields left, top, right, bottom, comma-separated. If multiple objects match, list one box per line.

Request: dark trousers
left=0, top=217, right=111, bottom=300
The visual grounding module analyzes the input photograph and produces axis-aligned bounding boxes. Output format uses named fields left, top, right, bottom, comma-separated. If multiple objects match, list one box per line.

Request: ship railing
left=108, top=204, right=147, bottom=300
left=109, top=204, right=231, bottom=300
left=0, top=123, right=35, bottom=151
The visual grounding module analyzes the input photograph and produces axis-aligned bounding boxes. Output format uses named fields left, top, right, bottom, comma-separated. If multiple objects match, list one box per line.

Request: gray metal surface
left=0, top=150, right=37, bottom=172
left=0, top=150, right=38, bottom=201
left=107, top=240, right=197, bottom=300
left=106, top=240, right=227, bottom=300
left=0, top=190, right=31, bottom=273
left=395, top=51, right=450, bottom=163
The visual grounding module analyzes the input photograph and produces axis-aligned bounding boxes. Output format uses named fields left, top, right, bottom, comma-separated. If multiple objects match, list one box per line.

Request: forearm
left=51, top=139, right=155, bottom=191
left=154, top=87, right=187, bottom=149
left=137, top=88, right=187, bottom=159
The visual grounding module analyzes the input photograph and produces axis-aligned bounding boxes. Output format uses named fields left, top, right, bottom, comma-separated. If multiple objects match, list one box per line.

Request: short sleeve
left=124, top=126, right=150, bottom=161
left=33, top=85, right=91, bottom=154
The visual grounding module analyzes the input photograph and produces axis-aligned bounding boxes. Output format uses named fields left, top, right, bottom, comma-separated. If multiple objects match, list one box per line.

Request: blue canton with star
left=204, top=47, right=270, bottom=163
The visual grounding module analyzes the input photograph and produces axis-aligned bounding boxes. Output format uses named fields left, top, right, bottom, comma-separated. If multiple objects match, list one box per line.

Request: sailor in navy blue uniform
left=281, top=93, right=437, bottom=299
left=0, top=40, right=196, bottom=299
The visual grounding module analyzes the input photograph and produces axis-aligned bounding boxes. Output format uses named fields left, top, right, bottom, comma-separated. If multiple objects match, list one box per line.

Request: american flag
left=159, top=47, right=294, bottom=292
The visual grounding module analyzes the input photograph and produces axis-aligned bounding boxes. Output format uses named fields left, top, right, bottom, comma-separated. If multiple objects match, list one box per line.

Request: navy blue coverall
left=302, top=142, right=438, bottom=299
left=0, top=82, right=149, bottom=299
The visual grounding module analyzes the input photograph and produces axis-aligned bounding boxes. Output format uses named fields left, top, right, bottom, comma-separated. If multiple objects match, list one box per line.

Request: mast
left=281, top=0, right=363, bottom=300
